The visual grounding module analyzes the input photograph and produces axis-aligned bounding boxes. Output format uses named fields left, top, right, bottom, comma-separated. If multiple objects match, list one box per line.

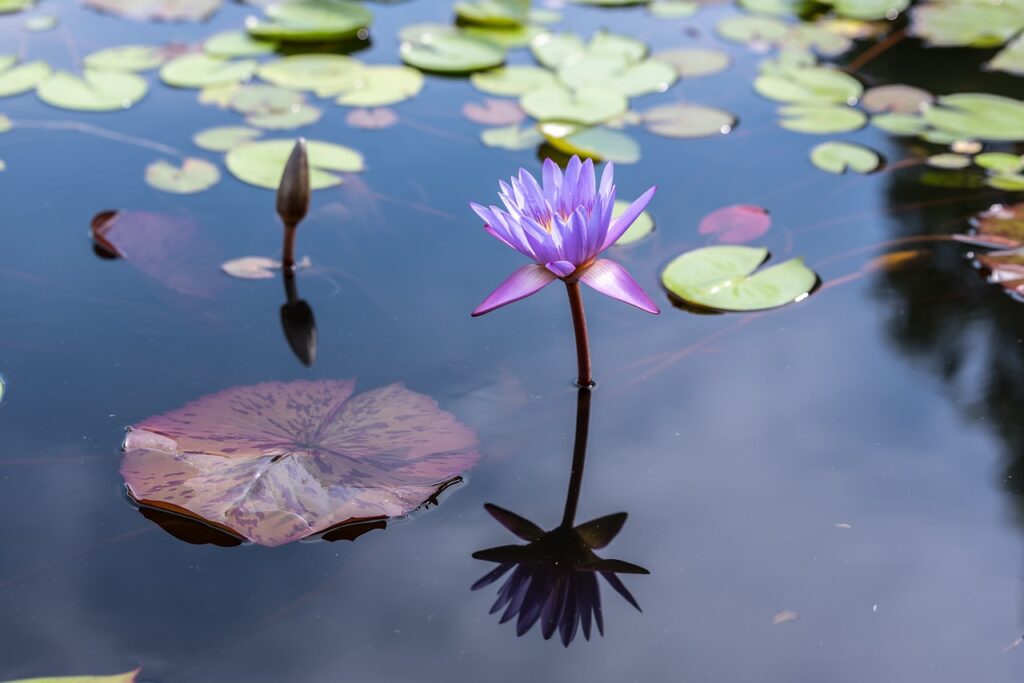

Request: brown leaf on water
left=772, top=610, right=799, bottom=625
left=864, top=250, right=929, bottom=273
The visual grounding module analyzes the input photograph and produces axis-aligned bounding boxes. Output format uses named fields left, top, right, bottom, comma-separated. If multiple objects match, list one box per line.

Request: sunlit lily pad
left=520, top=85, right=627, bottom=125
left=871, top=112, right=928, bottom=135
left=699, top=204, right=771, bottom=243
left=778, top=104, right=866, bottom=134
left=470, top=65, right=557, bottom=96
left=810, top=140, right=881, bottom=174
left=975, top=153, right=1024, bottom=174
left=922, top=93, right=1024, bottom=142
left=204, top=30, right=277, bottom=58
left=715, top=15, right=790, bottom=45
left=330, top=65, right=424, bottom=106
left=121, top=380, right=480, bottom=547
left=649, top=0, right=698, bottom=17
left=530, top=30, right=645, bottom=69
left=247, top=104, right=322, bottom=129
left=653, top=47, right=730, bottom=78
left=229, top=83, right=303, bottom=114
left=480, top=124, right=543, bottom=149
left=0, top=670, right=140, bottom=682
left=193, top=125, right=263, bottom=151
left=754, top=65, right=862, bottom=104
left=0, top=0, right=33, bottom=12
left=539, top=123, right=640, bottom=164
left=557, top=56, right=676, bottom=97
left=246, top=0, right=372, bottom=42
left=987, top=174, right=1024, bottom=191
left=82, top=0, right=220, bottom=21
left=226, top=138, right=364, bottom=189
left=612, top=199, right=654, bottom=245
left=861, top=83, right=933, bottom=114
left=258, top=54, right=362, bottom=92
left=661, top=245, right=817, bottom=312
left=145, top=157, right=220, bottom=194
left=400, top=24, right=505, bottom=74
left=84, top=45, right=166, bottom=72
left=988, top=34, right=1024, bottom=76
left=643, top=103, right=736, bottom=138
left=461, top=23, right=543, bottom=48
left=346, top=107, right=398, bottom=129
left=910, top=2, right=1023, bottom=47
left=160, top=54, right=257, bottom=88
left=0, top=58, right=51, bottom=98
left=37, top=70, right=147, bottom=111
left=454, top=0, right=528, bottom=27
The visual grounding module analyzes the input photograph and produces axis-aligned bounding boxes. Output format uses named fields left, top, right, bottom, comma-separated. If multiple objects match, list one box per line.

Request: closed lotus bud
left=276, top=138, right=310, bottom=228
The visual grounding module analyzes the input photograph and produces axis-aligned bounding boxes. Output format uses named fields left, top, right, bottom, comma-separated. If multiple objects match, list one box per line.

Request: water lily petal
left=545, top=260, right=576, bottom=277
left=472, top=264, right=558, bottom=316
left=578, top=259, right=660, bottom=314
left=542, top=157, right=562, bottom=202
left=600, top=186, right=656, bottom=251
left=560, top=156, right=583, bottom=216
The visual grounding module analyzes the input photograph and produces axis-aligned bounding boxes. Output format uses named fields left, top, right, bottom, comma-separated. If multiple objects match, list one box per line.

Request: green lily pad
left=922, top=93, right=1024, bottom=142
left=927, top=153, right=972, bottom=169
left=470, top=65, right=557, bottom=96
left=247, top=0, right=372, bottom=42
left=229, top=84, right=303, bottom=114
left=24, top=13, right=57, bottom=31
left=460, top=23, right=544, bottom=48
left=520, top=85, right=627, bottom=125
left=661, top=245, right=817, bottom=312
left=193, top=125, right=264, bottom=151
left=557, top=57, right=676, bottom=97
left=145, top=157, right=220, bottom=193
left=716, top=15, right=790, bottom=45
left=649, top=0, right=699, bottom=17
left=810, top=141, right=881, bottom=174
left=643, top=103, right=736, bottom=138
left=454, top=0, right=528, bottom=27
left=778, top=104, right=867, bottom=134
left=653, top=48, right=730, bottom=79
left=988, top=34, right=1024, bottom=76
left=331, top=65, right=423, bottom=106
left=480, top=124, right=543, bottom=149
left=530, top=30, right=645, bottom=69
left=226, top=139, right=364, bottom=189
left=782, top=24, right=853, bottom=56
left=529, top=32, right=585, bottom=68
left=204, top=30, right=277, bottom=58
left=754, top=65, right=862, bottom=104
left=259, top=54, right=362, bottom=92
left=0, top=58, right=50, bottom=97
left=569, top=0, right=644, bottom=5
left=975, top=152, right=1024, bottom=174
left=0, top=0, right=33, bottom=13
left=539, top=123, right=641, bottom=164
left=84, top=45, right=165, bottom=72
left=871, top=112, right=928, bottom=135
left=828, top=0, right=909, bottom=20
left=160, top=54, right=257, bottom=88
left=987, top=173, right=1024, bottom=191
left=82, top=0, right=218, bottom=21
left=612, top=199, right=654, bottom=245
left=37, top=70, right=148, bottom=111
left=247, top=104, right=322, bottom=129
left=910, top=2, right=1024, bottom=47
left=400, top=25, right=506, bottom=74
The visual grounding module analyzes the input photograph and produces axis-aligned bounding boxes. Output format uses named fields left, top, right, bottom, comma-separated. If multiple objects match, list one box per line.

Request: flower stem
left=282, top=222, right=297, bottom=272
left=560, top=386, right=591, bottom=530
left=564, top=280, right=593, bottom=388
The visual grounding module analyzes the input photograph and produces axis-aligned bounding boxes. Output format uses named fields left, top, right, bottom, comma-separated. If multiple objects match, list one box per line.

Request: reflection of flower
left=472, top=503, right=648, bottom=646
left=470, top=156, right=659, bottom=316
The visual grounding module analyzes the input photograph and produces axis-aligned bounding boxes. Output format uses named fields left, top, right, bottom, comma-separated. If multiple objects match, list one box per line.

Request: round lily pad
left=653, top=47, right=730, bottom=79
left=37, top=69, right=148, bottom=111
left=926, top=153, right=972, bottom=169
left=247, top=0, right=372, bottom=42
left=557, top=57, right=676, bottom=97
left=810, top=141, right=881, bottom=174
left=226, top=138, right=364, bottom=189
left=470, top=65, right=557, bottom=96
left=754, top=65, right=863, bottom=105
left=612, top=199, right=654, bottom=245
left=643, top=103, right=736, bottom=138
left=84, top=45, right=166, bottom=72
left=539, top=123, right=640, bottom=164
left=0, top=59, right=51, bottom=97
left=346, top=107, right=398, bottom=129
left=661, top=245, right=818, bottom=312
left=871, top=112, right=928, bottom=135
left=778, top=104, right=866, bottom=134
left=247, top=104, right=322, bottom=129
left=461, top=23, right=543, bottom=48
left=146, top=157, right=220, bottom=194
left=82, top=0, right=219, bottom=21
left=480, top=124, right=543, bottom=150
left=520, top=85, right=627, bottom=125
left=0, top=0, right=32, bottom=12
left=193, top=125, right=264, bottom=151
left=649, top=0, right=699, bottom=18
left=229, top=84, right=303, bottom=114
left=400, top=25, right=506, bottom=74
left=160, top=54, right=257, bottom=88
left=529, top=31, right=585, bottom=68
left=987, top=174, right=1024, bottom=191
left=454, top=0, right=528, bottom=27
left=861, top=83, right=933, bottom=114
left=715, top=15, right=790, bottom=45
left=975, top=152, right=1024, bottom=174
left=204, top=30, right=277, bottom=58
left=922, top=93, right=1024, bottom=142
left=332, top=65, right=423, bottom=106
left=259, top=54, right=363, bottom=92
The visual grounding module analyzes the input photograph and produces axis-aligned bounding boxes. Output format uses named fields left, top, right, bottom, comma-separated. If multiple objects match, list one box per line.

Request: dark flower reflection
left=472, top=388, right=648, bottom=646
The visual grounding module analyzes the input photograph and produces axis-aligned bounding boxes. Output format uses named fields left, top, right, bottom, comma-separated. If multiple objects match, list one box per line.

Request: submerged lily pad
left=480, top=124, right=543, bottom=149
left=0, top=58, right=51, bottom=98
left=470, top=65, right=556, bottom=95
left=699, top=204, right=771, bottom=244
left=520, top=85, right=627, bottom=125
left=226, top=138, right=364, bottom=189
left=160, top=54, right=257, bottom=89
left=810, top=140, right=881, bottom=174
left=145, top=157, right=220, bottom=194
left=871, top=112, right=928, bottom=135
left=970, top=203, right=1024, bottom=246
left=82, top=0, right=220, bottom=21
left=84, top=45, right=166, bottom=72
left=643, top=103, right=736, bottom=138
left=193, top=125, right=263, bottom=151
left=121, top=380, right=480, bottom=547
left=37, top=70, right=148, bottom=111
left=661, top=245, right=817, bottom=312
left=246, top=0, right=372, bottom=42
left=400, top=24, right=506, bottom=74
left=612, top=199, right=654, bottom=245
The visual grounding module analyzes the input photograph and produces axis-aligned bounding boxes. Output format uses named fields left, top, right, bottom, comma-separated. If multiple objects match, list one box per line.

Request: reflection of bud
left=277, top=138, right=310, bottom=228
left=281, top=273, right=317, bottom=367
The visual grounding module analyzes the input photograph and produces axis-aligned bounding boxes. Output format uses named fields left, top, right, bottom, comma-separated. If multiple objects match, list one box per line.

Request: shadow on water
left=472, top=388, right=649, bottom=647
left=280, top=272, right=318, bottom=367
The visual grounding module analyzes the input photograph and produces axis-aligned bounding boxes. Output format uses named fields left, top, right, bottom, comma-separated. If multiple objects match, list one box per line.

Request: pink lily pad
left=121, top=380, right=480, bottom=547
left=462, top=98, right=526, bottom=126
left=346, top=107, right=399, bottom=129
left=698, top=204, right=771, bottom=244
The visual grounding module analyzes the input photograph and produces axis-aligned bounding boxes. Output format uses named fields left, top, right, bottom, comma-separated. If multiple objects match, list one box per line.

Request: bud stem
left=564, top=280, right=593, bottom=388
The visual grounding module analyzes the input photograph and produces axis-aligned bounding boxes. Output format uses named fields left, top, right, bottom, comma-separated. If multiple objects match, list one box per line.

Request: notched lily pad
left=661, top=245, right=818, bottom=312
left=37, top=70, right=147, bottom=111
left=643, top=103, right=736, bottom=138
left=226, top=138, right=364, bottom=189
left=480, top=124, right=543, bottom=149
left=193, top=125, right=263, bottom=151
left=778, top=104, right=866, bottom=134
left=810, top=140, right=881, bottom=174
left=145, top=157, right=220, bottom=194
left=120, top=380, right=480, bottom=547
left=0, top=58, right=50, bottom=98
left=246, top=0, right=372, bottom=43
left=400, top=24, right=506, bottom=74
left=84, top=45, right=167, bottom=72
left=470, top=65, right=556, bottom=96
left=160, top=54, right=257, bottom=89
left=346, top=107, right=398, bottom=129
left=82, top=0, right=220, bottom=21
left=698, top=204, right=771, bottom=244
left=520, top=85, right=627, bottom=126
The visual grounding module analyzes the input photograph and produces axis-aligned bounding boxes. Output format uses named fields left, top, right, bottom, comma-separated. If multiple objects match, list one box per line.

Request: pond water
left=2, top=0, right=1024, bottom=680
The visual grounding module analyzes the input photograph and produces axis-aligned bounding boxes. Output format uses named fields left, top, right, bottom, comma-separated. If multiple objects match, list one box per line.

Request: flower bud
left=276, top=138, right=310, bottom=227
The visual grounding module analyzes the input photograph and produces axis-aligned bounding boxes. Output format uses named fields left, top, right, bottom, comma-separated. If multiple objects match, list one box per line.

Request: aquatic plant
left=277, top=138, right=310, bottom=272
left=470, top=156, right=658, bottom=386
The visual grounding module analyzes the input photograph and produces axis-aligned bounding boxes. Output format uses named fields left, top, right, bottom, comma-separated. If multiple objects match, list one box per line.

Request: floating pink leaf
left=462, top=99, right=526, bottom=126
left=346, top=107, right=398, bottom=129
left=698, top=204, right=771, bottom=244
left=121, top=380, right=480, bottom=547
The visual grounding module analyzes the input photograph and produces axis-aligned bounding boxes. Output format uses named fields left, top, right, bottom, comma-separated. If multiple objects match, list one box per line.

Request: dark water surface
left=2, top=1, right=1024, bottom=681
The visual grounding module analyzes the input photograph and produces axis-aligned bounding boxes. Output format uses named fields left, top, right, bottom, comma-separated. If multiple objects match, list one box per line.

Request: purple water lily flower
left=470, top=156, right=659, bottom=317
